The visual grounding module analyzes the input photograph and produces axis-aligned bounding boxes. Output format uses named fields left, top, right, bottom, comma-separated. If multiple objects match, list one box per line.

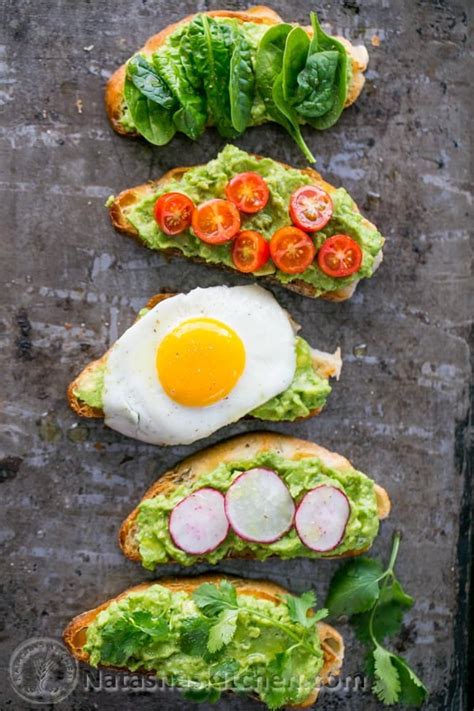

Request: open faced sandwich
left=109, top=145, right=384, bottom=301
left=106, top=7, right=369, bottom=161
left=64, top=575, right=343, bottom=709
left=67, top=285, right=342, bottom=445
left=120, top=432, right=390, bottom=568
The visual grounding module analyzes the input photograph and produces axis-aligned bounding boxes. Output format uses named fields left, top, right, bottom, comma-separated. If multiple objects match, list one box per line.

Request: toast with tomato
left=119, top=432, right=390, bottom=569
left=109, top=145, right=384, bottom=301
left=64, top=574, right=344, bottom=709
left=106, top=6, right=369, bottom=161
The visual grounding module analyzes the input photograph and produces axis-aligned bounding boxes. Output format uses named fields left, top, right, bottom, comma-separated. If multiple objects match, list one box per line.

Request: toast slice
left=63, top=574, right=344, bottom=708
left=67, top=292, right=341, bottom=422
left=106, top=6, right=368, bottom=142
left=119, top=432, right=390, bottom=566
left=109, top=153, right=384, bottom=302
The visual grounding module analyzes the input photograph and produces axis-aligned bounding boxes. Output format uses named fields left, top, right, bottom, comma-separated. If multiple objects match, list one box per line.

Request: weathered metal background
left=1, top=1, right=472, bottom=709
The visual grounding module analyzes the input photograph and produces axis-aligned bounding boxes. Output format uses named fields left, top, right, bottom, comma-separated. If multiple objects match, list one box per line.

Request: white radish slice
left=169, top=488, right=229, bottom=555
left=225, top=468, right=295, bottom=544
left=295, top=485, right=350, bottom=552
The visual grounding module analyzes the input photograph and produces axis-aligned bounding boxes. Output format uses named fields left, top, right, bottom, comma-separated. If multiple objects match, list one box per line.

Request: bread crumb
left=371, top=35, right=381, bottom=47
left=75, top=98, right=83, bottom=114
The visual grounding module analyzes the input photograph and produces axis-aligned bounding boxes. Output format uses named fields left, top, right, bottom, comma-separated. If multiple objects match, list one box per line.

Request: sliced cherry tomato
left=154, top=192, right=195, bottom=236
left=289, top=185, right=333, bottom=232
left=225, top=172, right=270, bottom=214
left=317, top=234, right=363, bottom=277
left=191, top=199, right=241, bottom=244
left=232, top=230, right=270, bottom=273
left=270, top=226, right=316, bottom=274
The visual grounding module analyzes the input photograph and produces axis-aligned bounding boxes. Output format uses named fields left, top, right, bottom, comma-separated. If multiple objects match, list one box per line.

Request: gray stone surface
left=1, top=0, right=472, bottom=709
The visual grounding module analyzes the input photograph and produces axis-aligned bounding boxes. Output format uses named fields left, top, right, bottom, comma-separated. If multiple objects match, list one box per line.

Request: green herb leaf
left=124, top=78, right=176, bottom=146
left=293, top=51, right=340, bottom=118
left=193, top=581, right=238, bottom=616
left=326, top=557, right=384, bottom=617
left=207, top=609, right=238, bottom=653
left=284, top=590, right=327, bottom=628
left=391, top=655, right=428, bottom=706
left=98, top=610, right=170, bottom=667
left=372, top=646, right=401, bottom=704
left=352, top=579, right=413, bottom=644
left=127, top=55, right=176, bottom=109
left=210, top=658, right=241, bottom=688
left=129, top=611, right=169, bottom=638
left=179, top=617, right=211, bottom=657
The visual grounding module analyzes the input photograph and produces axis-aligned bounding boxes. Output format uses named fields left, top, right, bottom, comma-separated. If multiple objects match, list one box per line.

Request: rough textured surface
left=0, top=1, right=472, bottom=709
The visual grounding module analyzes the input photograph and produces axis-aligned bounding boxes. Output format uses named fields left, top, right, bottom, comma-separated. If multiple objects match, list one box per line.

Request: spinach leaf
left=255, top=24, right=315, bottom=162
left=229, top=31, right=255, bottom=133
left=124, top=77, right=176, bottom=145
left=297, top=12, right=349, bottom=129
left=152, top=36, right=207, bottom=140
left=127, top=55, right=176, bottom=109
left=282, top=26, right=309, bottom=102
left=183, top=15, right=238, bottom=139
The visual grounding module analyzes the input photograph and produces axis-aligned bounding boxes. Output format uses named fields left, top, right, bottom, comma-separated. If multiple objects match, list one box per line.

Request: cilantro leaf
left=183, top=687, right=221, bottom=702
left=193, top=581, right=238, bottom=616
left=352, top=579, right=413, bottom=644
left=326, top=557, right=384, bottom=617
left=179, top=617, right=211, bottom=657
left=129, top=611, right=169, bottom=638
left=372, top=646, right=401, bottom=704
left=98, top=610, right=170, bottom=667
left=263, top=650, right=308, bottom=709
left=391, top=655, right=428, bottom=707
left=284, top=590, right=327, bottom=628
left=207, top=609, right=238, bottom=653
left=211, top=658, right=240, bottom=688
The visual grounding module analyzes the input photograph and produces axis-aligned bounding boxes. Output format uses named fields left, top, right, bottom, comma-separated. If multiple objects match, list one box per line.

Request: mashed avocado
left=84, top=582, right=323, bottom=708
left=73, top=336, right=333, bottom=421
left=123, top=145, right=384, bottom=294
left=136, top=450, right=379, bottom=568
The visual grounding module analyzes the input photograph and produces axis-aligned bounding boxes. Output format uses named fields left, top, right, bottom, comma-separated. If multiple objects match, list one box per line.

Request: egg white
left=102, top=285, right=297, bottom=445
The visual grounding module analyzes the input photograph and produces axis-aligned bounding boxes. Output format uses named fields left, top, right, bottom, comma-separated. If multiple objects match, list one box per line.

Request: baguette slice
left=109, top=156, right=383, bottom=302
left=67, top=293, right=341, bottom=421
left=63, top=573, right=344, bottom=708
left=106, top=5, right=368, bottom=140
left=120, top=431, right=390, bottom=565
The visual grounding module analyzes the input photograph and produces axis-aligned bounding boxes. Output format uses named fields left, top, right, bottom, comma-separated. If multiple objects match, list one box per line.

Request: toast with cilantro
left=109, top=145, right=384, bottom=301
left=119, top=432, right=390, bottom=569
left=63, top=575, right=344, bottom=709
left=106, top=7, right=369, bottom=161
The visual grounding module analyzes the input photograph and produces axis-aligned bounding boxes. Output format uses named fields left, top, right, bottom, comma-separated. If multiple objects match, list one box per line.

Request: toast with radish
left=67, top=286, right=343, bottom=446
left=63, top=574, right=344, bottom=709
left=106, top=7, right=369, bottom=161
left=119, top=432, right=390, bottom=569
left=109, top=145, right=384, bottom=302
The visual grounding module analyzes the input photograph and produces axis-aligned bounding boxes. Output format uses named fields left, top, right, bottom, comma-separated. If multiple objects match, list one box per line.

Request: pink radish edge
left=168, top=487, right=229, bottom=556
left=294, top=484, right=351, bottom=553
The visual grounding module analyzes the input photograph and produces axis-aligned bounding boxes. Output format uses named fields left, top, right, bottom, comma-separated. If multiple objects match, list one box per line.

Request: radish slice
left=295, top=485, right=350, bottom=552
left=169, top=488, right=229, bottom=555
left=225, top=468, right=295, bottom=544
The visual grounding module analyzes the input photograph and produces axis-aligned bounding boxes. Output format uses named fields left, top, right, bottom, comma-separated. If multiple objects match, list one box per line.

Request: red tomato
left=270, top=226, right=316, bottom=274
left=289, top=185, right=333, bottom=232
left=225, top=172, right=270, bottom=213
left=154, top=192, right=195, bottom=236
left=232, top=231, right=270, bottom=273
left=317, top=234, right=363, bottom=277
left=191, top=199, right=241, bottom=244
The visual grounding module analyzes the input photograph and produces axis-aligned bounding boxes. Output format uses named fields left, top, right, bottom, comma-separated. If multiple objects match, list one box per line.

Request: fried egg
left=103, top=285, right=296, bottom=445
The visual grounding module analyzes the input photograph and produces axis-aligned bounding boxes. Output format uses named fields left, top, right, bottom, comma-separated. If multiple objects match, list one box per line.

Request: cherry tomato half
left=225, top=172, right=270, bottom=214
left=191, top=199, right=241, bottom=244
left=270, top=226, right=316, bottom=274
left=154, top=192, right=195, bottom=236
left=317, top=234, right=362, bottom=277
left=232, top=231, right=270, bottom=273
left=289, top=185, right=333, bottom=232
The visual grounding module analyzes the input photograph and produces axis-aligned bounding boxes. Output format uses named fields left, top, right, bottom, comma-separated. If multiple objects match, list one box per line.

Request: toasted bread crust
left=66, top=292, right=335, bottom=421
left=118, top=432, right=390, bottom=564
left=105, top=6, right=368, bottom=137
left=109, top=156, right=383, bottom=302
left=63, top=573, right=344, bottom=708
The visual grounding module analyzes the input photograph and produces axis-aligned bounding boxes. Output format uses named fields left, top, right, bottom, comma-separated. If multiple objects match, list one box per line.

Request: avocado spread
left=73, top=336, right=334, bottom=422
left=84, top=581, right=323, bottom=708
left=121, top=144, right=384, bottom=294
left=136, top=450, right=379, bottom=568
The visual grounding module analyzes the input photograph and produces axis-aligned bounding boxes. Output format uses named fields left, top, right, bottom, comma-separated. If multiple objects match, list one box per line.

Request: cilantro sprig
left=326, top=532, right=428, bottom=707
left=99, top=610, right=169, bottom=667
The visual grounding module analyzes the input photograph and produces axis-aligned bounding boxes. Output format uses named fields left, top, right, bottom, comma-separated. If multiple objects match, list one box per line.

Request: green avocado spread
left=121, top=144, right=384, bottom=294
left=136, top=450, right=379, bottom=569
left=84, top=581, right=323, bottom=708
left=73, top=336, right=335, bottom=422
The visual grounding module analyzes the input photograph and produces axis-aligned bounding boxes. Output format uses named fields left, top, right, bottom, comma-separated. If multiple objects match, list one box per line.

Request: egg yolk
left=156, top=317, right=246, bottom=407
